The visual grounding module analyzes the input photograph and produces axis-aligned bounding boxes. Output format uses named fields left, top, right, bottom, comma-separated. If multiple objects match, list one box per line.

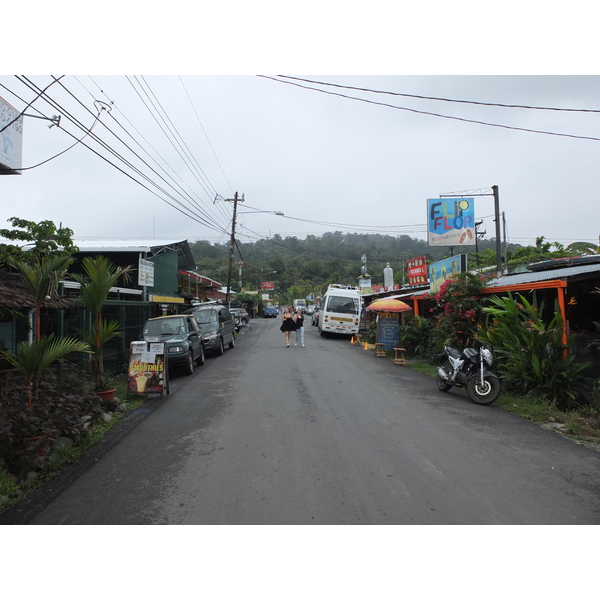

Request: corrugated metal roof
left=486, top=263, right=600, bottom=287
left=72, top=239, right=189, bottom=252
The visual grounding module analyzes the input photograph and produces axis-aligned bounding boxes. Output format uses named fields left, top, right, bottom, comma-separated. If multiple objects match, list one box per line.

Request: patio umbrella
left=366, top=298, right=412, bottom=312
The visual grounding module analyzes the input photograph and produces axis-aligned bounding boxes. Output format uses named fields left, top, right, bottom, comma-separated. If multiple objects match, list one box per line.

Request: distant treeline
left=190, top=231, right=519, bottom=292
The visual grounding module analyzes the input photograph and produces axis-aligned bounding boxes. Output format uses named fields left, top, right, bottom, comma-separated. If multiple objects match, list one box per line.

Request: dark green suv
left=142, top=315, right=205, bottom=375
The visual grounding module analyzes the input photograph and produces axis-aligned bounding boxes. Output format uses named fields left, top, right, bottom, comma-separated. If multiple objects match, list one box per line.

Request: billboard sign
left=261, top=281, right=274, bottom=290
left=0, top=96, right=23, bottom=174
left=138, top=258, right=154, bottom=287
left=406, top=255, right=428, bottom=285
left=427, top=198, right=475, bottom=247
left=428, top=254, right=467, bottom=294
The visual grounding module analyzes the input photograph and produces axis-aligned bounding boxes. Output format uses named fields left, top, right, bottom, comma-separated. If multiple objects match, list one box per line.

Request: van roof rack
left=327, top=284, right=359, bottom=291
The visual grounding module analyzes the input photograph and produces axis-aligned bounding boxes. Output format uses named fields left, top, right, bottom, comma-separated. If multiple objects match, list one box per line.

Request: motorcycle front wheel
left=467, top=375, right=500, bottom=405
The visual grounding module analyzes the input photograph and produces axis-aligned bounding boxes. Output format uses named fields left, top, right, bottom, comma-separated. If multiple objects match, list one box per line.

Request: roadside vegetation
left=0, top=368, right=139, bottom=513
left=397, top=273, right=600, bottom=446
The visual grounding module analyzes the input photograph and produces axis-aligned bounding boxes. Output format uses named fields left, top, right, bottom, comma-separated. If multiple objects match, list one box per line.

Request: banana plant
left=0, top=335, right=91, bottom=408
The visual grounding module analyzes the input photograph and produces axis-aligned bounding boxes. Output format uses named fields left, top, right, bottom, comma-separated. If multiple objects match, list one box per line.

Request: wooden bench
left=374, top=343, right=386, bottom=357
left=393, top=347, right=406, bottom=366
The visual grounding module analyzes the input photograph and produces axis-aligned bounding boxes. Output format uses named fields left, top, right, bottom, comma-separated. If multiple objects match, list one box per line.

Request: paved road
left=10, top=318, right=600, bottom=524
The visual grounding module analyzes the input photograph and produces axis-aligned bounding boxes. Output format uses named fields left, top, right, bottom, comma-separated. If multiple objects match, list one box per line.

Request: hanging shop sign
left=0, top=96, right=23, bottom=174
left=138, top=258, right=155, bottom=287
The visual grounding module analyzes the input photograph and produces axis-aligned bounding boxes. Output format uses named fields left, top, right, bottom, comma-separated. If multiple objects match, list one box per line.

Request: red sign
left=261, top=281, right=274, bottom=290
left=406, top=256, right=428, bottom=285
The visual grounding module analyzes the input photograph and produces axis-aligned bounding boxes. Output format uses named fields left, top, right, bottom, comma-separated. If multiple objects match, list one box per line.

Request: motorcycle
left=436, top=342, right=501, bottom=405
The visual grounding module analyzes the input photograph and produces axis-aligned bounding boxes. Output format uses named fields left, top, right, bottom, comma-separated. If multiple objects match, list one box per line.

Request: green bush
left=480, top=292, right=589, bottom=410
left=398, top=315, right=438, bottom=362
left=0, top=361, right=106, bottom=476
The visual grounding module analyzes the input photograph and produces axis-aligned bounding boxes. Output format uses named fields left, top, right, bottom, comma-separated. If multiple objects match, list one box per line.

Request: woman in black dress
left=280, top=305, right=296, bottom=347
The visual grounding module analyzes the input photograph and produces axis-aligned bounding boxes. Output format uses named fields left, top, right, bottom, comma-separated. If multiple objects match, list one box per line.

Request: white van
left=318, top=285, right=361, bottom=336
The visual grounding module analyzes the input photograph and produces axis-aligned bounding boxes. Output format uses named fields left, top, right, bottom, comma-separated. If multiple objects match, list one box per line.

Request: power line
left=79, top=76, right=230, bottom=229
left=15, top=76, right=228, bottom=235
left=178, top=76, right=236, bottom=196
left=258, top=76, right=600, bottom=142
left=275, top=75, right=600, bottom=113
left=49, top=75, right=230, bottom=234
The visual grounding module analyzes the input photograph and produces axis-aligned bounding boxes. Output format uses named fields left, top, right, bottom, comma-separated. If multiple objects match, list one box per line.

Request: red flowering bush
left=425, top=271, right=493, bottom=349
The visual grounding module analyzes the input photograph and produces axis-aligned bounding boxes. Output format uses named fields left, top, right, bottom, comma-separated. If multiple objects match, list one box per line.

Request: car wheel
left=217, top=337, right=225, bottom=356
left=234, top=317, right=241, bottom=326
left=184, top=351, right=194, bottom=375
left=228, top=335, right=236, bottom=349
left=195, top=345, right=205, bottom=366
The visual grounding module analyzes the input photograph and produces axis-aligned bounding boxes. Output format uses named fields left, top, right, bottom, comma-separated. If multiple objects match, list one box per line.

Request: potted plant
left=72, top=256, right=133, bottom=397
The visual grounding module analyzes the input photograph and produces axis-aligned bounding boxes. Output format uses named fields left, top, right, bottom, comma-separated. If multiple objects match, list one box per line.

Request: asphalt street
left=6, top=318, right=600, bottom=524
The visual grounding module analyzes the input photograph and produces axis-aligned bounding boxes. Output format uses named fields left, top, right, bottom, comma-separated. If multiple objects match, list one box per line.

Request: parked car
left=230, top=307, right=249, bottom=329
left=306, top=305, right=314, bottom=315
left=311, top=310, right=320, bottom=326
left=264, top=304, right=278, bottom=318
left=184, top=304, right=236, bottom=355
left=142, top=314, right=204, bottom=375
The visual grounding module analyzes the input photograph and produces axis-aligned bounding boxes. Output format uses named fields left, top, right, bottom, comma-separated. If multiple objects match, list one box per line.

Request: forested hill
left=190, top=231, right=517, bottom=291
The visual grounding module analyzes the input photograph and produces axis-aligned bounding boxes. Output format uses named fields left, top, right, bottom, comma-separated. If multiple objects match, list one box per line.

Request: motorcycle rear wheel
left=436, top=366, right=452, bottom=392
left=467, top=375, right=500, bottom=405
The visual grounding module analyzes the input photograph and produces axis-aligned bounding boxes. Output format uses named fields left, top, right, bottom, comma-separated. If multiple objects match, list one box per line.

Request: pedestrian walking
left=280, top=305, right=296, bottom=347
left=294, top=307, right=305, bottom=347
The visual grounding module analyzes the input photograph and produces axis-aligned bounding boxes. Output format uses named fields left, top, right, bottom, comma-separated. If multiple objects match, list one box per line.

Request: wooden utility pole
left=225, top=192, right=244, bottom=305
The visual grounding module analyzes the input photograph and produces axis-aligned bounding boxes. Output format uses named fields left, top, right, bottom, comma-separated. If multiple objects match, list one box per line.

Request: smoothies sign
left=127, top=341, right=168, bottom=396
left=427, top=198, right=475, bottom=247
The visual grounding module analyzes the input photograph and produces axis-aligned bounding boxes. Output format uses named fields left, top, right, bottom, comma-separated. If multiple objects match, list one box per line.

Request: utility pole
left=492, top=185, right=502, bottom=277
left=225, top=192, right=244, bottom=305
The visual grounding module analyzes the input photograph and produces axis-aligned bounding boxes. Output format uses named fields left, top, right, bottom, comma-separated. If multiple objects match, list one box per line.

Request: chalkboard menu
left=376, top=312, right=400, bottom=349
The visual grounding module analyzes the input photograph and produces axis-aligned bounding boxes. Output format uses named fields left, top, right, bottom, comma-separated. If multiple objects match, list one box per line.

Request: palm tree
left=0, top=335, right=91, bottom=408
left=71, top=256, right=133, bottom=390
left=7, top=254, right=73, bottom=341
left=567, top=241, right=600, bottom=256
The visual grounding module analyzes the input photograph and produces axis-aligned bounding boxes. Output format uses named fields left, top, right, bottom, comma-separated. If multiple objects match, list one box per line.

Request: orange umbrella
left=366, top=298, right=412, bottom=312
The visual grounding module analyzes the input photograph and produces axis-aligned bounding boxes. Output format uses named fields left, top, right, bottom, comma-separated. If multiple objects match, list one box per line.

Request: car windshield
left=144, top=317, right=186, bottom=337
left=326, top=295, right=359, bottom=314
left=191, top=310, right=215, bottom=324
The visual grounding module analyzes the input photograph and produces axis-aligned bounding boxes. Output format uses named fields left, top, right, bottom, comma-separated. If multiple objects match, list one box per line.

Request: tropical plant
left=398, top=315, right=438, bottom=361
left=480, top=292, right=589, bottom=410
left=71, top=256, right=133, bottom=390
left=424, top=271, right=493, bottom=349
left=0, top=335, right=91, bottom=408
left=567, top=241, right=600, bottom=255
left=7, top=254, right=73, bottom=341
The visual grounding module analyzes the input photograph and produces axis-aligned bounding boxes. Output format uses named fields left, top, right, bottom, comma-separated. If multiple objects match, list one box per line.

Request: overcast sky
left=3, top=73, right=598, bottom=250
left=3, top=25, right=600, bottom=252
